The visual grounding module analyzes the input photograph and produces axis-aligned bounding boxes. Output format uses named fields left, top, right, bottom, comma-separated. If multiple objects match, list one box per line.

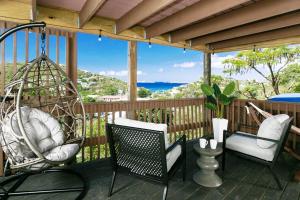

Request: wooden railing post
left=127, top=41, right=137, bottom=119
left=66, top=32, right=78, bottom=86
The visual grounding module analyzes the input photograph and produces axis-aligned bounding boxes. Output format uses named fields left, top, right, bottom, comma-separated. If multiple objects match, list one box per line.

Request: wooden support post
left=203, top=52, right=211, bottom=86
left=31, top=0, right=36, bottom=21
left=0, top=34, right=4, bottom=96
left=128, top=41, right=137, bottom=120
left=65, top=32, right=78, bottom=164
left=0, top=23, right=5, bottom=176
left=66, top=32, right=78, bottom=87
left=203, top=52, right=212, bottom=134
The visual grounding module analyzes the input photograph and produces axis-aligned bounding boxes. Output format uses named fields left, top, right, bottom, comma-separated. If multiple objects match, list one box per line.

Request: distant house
left=80, top=82, right=89, bottom=89
left=99, top=95, right=127, bottom=102
left=89, top=82, right=97, bottom=86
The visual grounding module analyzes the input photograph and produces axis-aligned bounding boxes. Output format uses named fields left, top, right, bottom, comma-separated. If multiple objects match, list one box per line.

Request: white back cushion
left=273, top=114, right=289, bottom=123
left=28, top=108, right=64, bottom=152
left=257, top=114, right=289, bottom=148
left=114, top=118, right=169, bottom=148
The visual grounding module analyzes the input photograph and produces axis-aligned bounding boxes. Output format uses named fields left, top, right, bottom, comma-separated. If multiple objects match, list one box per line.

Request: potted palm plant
left=201, top=82, right=236, bottom=142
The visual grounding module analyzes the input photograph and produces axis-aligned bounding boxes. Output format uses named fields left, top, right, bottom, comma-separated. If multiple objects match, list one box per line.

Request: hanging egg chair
left=0, top=23, right=87, bottom=199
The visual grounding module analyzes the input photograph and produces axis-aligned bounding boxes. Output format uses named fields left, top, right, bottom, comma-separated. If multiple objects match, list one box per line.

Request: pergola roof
left=1, top=0, right=300, bottom=52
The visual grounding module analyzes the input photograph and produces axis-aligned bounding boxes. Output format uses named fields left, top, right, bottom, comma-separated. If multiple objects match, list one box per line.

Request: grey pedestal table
left=193, top=143, right=223, bottom=187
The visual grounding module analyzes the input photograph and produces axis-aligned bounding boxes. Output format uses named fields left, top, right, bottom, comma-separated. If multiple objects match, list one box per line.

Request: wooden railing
left=77, top=98, right=209, bottom=162
left=226, top=99, right=300, bottom=132
left=78, top=98, right=300, bottom=163
left=0, top=98, right=299, bottom=171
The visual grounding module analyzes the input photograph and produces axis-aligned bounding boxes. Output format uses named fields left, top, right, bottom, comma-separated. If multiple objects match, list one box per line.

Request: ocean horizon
left=137, top=82, right=187, bottom=92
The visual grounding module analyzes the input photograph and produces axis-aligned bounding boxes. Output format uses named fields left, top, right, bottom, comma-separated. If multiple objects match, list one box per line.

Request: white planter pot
left=212, top=118, right=228, bottom=142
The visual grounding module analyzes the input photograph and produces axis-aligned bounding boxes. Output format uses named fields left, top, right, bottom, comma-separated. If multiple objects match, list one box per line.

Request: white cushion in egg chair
left=1, top=106, right=79, bottom=169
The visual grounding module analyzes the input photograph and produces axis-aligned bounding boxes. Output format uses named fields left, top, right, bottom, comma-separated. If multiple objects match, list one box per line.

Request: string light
left=148, top=40, right=152, bottom=48
left=0, top=15, right=191, bottom=50
left=251, top=45, right=257, bottom=67
left=98, top=30, right=102, bottom=42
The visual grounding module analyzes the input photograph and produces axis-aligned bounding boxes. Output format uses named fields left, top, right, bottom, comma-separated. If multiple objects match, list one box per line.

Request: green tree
left=104, top=86, right=118, bottom=95
left=83, top=96, right=96, bottom=103
left=279, top=63, right=300, bottom=93
left=138, top=87, right=152, bottom=98
left=223, top=46, right=300, bottom=96
left=238, top=80, right=263, bottom=99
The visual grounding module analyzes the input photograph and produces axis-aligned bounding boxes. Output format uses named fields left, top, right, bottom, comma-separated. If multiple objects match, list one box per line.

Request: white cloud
left=211, top=54, right=235, bottom=69
left=99, top=70, right=145, bottom=77
left=158, top=68, right=164, bottom=72
left=137, top=70, right=144, bottom=75
left=173, top=61, right=197, bottom=68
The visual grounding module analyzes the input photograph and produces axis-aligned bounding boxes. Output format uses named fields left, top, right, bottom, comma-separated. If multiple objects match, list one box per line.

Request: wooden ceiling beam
left=79, top=0, right=106, bottom=28
left=116, top=0, right=177, bottom=34
left=171, top=0, right=300, bottom=42
left=34, top=5, right=202, bottom=51
left=30, top=0, right=36, bottom=21
left=192, top=11, right=300, bottom=46
left=208, top=25, right=300, bottom=50
left=145, top=0, right=250, bottom=39
left=213, top=36, right=300, bottom=53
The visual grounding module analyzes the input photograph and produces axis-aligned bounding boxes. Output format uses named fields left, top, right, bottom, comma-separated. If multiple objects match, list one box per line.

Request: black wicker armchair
left=106, top=121, right=186, bottom=200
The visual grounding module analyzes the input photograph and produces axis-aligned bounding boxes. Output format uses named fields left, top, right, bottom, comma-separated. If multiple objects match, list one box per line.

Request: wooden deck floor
left=2, top=140, right=300, bottom=200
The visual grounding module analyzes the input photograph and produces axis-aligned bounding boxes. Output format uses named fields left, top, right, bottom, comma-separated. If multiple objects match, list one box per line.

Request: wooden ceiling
left=1, top=0, right=300, bottom=52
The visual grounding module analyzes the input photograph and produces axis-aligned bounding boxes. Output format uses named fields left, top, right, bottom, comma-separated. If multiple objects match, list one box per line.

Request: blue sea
left=137, top=82, right=187, bottom=92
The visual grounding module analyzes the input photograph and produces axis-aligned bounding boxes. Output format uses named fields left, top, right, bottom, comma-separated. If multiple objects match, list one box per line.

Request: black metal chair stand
left=0, top=168, right=88, bottom=200
left=222, top=117, right=293, bottom=190
left=106, top=123, right=186, bottom=200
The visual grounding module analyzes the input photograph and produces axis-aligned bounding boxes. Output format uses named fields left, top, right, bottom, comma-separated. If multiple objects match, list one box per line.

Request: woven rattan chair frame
left=0, top=54, right=87, bottom=199
left=0, top=54, right=86, bottom=170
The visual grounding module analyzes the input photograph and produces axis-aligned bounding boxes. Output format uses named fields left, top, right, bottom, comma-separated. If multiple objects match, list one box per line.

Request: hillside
left=77, top=69, right=127, bottom=102
left=4, top=63, right=294, bottom=101
left=2, top=63, right=128, bottom=103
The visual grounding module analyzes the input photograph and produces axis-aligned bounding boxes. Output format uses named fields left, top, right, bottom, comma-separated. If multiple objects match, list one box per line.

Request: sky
left=77, top=32, right=245, bottom=83
left=2, top=31, right=264, bottom=83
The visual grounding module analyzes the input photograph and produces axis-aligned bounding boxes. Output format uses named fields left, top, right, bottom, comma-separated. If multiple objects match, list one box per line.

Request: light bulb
left=148, top=42, right=152, bottom=48
left=183, top=48, right=186, bottom=53
left=98, top=30, right=102, bottom=42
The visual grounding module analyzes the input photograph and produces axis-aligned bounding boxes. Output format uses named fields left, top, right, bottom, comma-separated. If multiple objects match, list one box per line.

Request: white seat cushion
left=226, top=132, right=277, bottom=161
left=166, top=145, right=181, bottom=171
left=44, top=144, right=79, bottom=162
left=257, top=115, right=288, bottom=148
left=114, top=118, right=170, bottom=148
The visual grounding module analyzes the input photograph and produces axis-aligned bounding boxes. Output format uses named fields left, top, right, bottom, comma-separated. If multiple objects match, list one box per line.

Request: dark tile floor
left=2, top=140, right=300, bottom=200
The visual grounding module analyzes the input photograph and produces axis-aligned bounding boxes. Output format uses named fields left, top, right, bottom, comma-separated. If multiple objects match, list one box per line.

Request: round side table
left=193, top=143, right=223, bottom=187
